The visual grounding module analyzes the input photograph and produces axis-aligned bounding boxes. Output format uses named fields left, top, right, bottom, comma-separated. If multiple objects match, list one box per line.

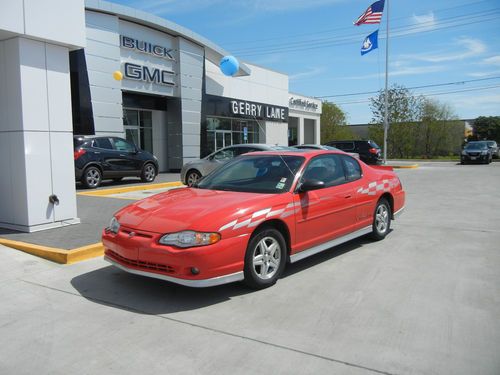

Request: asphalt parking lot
left=1, top=162, right=499, bottom=375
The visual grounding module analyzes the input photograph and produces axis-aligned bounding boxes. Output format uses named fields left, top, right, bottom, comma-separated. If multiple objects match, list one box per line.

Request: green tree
left=320, top=101, right=356, bottom=143
left=368, top=85, right=462, bottom=158
left=368, top=85, right=424, bottom=158
left=472, top=116, right=500, bottom=142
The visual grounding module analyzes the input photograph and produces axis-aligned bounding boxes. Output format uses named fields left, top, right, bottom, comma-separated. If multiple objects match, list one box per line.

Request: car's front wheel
left=141, top=163, right=156, bottom=182
left=186, top=170, right=202, bottom=187
left=371, top=198, right=391, bottom=241
left=81, top=166, right=102, bottom=189
left=243, top=227, right=286, bottom=289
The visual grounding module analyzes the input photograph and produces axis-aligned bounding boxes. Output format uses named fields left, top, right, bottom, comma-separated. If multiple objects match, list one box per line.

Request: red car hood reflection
left=115, top=187, right=282, bottom=234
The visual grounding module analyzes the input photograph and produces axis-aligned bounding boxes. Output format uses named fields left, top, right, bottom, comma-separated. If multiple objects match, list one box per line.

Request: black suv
left=74, top=135, right=159, bottom=188
left=461, top=141, right=493, bottom=164
left=326, top=140, right=382, bottom=164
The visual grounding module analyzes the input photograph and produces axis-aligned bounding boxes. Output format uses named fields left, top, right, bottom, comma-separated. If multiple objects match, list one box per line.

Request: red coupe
left=103, top=150, right=405, bottom=289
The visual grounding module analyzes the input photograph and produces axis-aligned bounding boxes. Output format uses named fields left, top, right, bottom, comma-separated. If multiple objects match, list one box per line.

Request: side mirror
left=297, top=179, right=325, bottom=193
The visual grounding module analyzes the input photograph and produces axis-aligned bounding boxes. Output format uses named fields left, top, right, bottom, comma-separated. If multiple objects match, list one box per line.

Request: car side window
left=93, top=137, right=113, bottom=150
left=341, top=155, right=362, bottom=182
left=112, top=138, right=136, bottom=152
left=213, top=148, right=235, bottom=161
left=302, top=154, right=346, bottom=187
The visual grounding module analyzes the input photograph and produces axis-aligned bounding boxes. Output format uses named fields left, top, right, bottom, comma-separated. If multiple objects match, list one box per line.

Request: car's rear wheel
left=371, top=198, right=391, bottom=241
left=243, top=227, right=286, bottom=289
left=81, top=166, right=102, bottom=189
left=141, top=163, right=156, bottom=182
left=186, top=170, right=202, bottom=187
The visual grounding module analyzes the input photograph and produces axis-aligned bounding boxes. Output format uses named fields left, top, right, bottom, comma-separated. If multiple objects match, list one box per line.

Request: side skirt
left=289, top=225, right=372, bottom=263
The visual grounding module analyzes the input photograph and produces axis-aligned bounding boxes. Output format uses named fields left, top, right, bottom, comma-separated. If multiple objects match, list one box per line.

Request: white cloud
left=289, top=67, right=325, bottom=81
left=401, top=37, right=486, bottom=63
left=482, top=56, right=500, bottom=65
left=411, top=11, right=436, bottom=32
left=342, top=64, right=445, bottom=80
left=467, top=70, right=500, bottom=78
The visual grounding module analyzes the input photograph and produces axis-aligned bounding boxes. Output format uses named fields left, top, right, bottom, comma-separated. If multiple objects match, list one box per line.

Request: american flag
left=353, top=0, right=385, bottom=26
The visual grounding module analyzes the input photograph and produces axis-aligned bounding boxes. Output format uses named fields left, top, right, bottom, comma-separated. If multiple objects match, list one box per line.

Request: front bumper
left=102, top=226, right=248, bottom=287
left=461, top=153, right=489, bottom=163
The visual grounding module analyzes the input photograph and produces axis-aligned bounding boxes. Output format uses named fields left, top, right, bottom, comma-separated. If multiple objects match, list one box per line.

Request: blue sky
left=114, top=0, right=500, bottom=124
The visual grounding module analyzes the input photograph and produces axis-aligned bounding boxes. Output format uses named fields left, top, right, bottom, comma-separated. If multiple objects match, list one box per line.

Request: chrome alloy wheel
left=252, top=236, right=282, bottom=280
left=375, top=204, right=389, bottom=234
left=187, top=171, right=201, bottom=186
left=144, top=164, right=155, bottom=181
left=85, top=169, right=101, bottom=188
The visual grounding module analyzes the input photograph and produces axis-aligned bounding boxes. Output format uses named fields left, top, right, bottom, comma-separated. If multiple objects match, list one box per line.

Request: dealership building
left=0, top=0, right=321, bottom=232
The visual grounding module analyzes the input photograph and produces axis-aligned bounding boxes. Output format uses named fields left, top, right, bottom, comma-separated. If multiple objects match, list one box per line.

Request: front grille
left=106, top=249, right=176, bottom=274
left=468, top=152, right=479, bottom=156
left=120, top=228, right=153, bottom=239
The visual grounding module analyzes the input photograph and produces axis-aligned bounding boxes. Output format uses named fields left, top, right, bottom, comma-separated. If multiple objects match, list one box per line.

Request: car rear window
left=74, top=138, right=89, bottom=148
left=368, top=140, right=380, bottom=148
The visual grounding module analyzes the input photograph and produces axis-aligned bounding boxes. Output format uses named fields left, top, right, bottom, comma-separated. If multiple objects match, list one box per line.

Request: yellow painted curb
left=77, top=181, right=184, bottom=197
left=0, top=238, right=104, bottom=264
left=389, top=164, right=419, bottom=169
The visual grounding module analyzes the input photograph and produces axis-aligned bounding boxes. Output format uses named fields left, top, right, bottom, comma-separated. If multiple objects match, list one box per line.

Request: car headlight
left=481, top=150, right=488, bottom=155
left=107, top=216, right=120, bottom=234
left=461, top=150, right=466, bottom=155
left=159, top=231, right=221, bottom=248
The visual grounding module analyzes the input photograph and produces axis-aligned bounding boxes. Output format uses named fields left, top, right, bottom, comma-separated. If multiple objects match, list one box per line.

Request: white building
left=0, top=0, right=321, bottom=232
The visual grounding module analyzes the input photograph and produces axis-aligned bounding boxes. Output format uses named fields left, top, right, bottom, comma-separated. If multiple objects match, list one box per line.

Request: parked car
left=295, top=144, right=360, bottom=159
left=461, top=141, right=493, bottom=164
left=326, top=140, right=382, bottom=164
left=74, top=135, right=159, bottom=188
left=486, top=140, right=499, bottom=158
left=181, top=143, right=293, bottom=186
left=103, top=149, right=405, bottom=289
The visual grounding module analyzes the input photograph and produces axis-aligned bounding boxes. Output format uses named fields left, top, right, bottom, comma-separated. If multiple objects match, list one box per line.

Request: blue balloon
left=220, top=55, right=239, bottom=76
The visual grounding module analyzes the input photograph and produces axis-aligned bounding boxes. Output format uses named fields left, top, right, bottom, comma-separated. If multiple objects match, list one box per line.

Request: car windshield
left=465, top=142, right=487, bottom=150
left=197, top=155, right=305, bottom=194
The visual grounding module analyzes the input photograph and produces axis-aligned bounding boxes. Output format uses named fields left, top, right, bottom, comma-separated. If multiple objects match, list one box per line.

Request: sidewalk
left=0, top=173, right=183, bottom=262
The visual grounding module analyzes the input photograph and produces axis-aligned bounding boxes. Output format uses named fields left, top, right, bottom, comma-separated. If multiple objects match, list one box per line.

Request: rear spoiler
left=370, top=165, right=394, bottom=171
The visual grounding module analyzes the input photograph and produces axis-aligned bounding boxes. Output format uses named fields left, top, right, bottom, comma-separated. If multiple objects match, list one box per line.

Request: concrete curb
left=390, top=164, right=419, bottom=169
left=0, top=238, right=104, bottom=264
left=77, top=181, right=184, bottom=197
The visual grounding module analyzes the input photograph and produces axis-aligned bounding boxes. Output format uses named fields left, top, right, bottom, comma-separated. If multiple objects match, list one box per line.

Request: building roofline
left=85, top=0, right=251, bottom=77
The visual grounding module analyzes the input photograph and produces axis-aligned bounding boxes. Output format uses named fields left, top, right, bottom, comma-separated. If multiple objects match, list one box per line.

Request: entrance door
left=123, top=108, right=153, bottom=153
left=214, top=130, right=232, bottom=151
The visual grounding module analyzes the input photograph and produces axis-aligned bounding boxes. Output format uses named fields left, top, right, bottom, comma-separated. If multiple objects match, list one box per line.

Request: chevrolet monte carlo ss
left=103, top=150, right=405, bottom=289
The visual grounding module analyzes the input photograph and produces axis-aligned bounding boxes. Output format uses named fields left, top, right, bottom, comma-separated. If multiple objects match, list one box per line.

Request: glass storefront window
left=206, top=116, right=260, bottom=154
left=124, top=108, right=153, bottom=153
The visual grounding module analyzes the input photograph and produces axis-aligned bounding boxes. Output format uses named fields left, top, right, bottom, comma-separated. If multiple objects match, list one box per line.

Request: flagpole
left=383, top=0, right=390, bottom=164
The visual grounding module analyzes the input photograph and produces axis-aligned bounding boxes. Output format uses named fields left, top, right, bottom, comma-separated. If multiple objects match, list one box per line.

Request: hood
left=115, top=187, right=290, bottom=234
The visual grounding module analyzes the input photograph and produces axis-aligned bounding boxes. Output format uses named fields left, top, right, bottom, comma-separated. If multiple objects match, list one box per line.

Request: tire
left=243, top=227, right=286, bottom=289
left=186, top=170, right=202, bottom=187
left=81, top=166, right=102, bottom=189
left=371, top=198, right=391, bottom=241
left=141, top=163, right=156, bottom=183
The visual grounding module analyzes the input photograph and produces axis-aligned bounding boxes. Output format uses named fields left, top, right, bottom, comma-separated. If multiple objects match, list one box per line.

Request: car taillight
left=369, top=148, right=378, bottom=154
left=74, top=149, right=86, bottom=160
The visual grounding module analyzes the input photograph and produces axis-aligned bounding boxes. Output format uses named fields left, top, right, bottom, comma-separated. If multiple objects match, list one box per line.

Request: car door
left=91, top=137, right=117, bottom=177
left=110, top=138, right=142, bottom=174
left=340, top=154, right=371, bottom=228
left=293, top=154, right=356, bottom=252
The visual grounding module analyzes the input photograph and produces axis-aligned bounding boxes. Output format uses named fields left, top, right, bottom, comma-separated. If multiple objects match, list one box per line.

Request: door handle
left=344, top=195, right=352, bottom=199
left=120, top=154, right=126, bottom=157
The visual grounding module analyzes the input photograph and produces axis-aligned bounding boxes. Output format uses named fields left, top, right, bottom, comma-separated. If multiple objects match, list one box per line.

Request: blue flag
left=361, top=30, right=379, bottom=55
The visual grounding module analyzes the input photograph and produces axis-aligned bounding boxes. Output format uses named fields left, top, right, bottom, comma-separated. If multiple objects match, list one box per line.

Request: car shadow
left=70, top=233, right=384, bottom=315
